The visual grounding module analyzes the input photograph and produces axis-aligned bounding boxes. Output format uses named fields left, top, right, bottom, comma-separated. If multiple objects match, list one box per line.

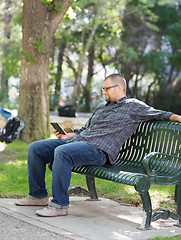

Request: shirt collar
left=115, top=96, right=127, bottom=103
left=105, top=96, right=127, bottom=106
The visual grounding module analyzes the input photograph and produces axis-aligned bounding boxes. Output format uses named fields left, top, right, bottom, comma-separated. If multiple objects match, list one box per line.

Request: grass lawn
left=0, top=140, right=180, bottom=240
left=148, top=238, right=181, bottom=240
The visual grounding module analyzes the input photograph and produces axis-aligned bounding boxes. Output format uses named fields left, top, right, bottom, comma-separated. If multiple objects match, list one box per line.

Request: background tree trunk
left=70, top=20, right=98, bottom=104
left=1, top=0, right=12, bottom=103
left=18, top=0, right=71, bottom=142
left=55, top=42, right=66, bottom=95
left=84, top=45, right=95, bottom=112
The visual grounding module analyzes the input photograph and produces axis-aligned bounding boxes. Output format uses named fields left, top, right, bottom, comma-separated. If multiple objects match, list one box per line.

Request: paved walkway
left=0, top=197, right=180, bottom=240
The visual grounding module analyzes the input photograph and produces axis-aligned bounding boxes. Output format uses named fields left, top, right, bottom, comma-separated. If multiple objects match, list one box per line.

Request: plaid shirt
left=67, top=97, right=172, bottom=164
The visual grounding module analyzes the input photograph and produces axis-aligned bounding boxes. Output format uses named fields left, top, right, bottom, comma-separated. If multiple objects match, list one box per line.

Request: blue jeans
left=27, top=139, right=106, bottom=208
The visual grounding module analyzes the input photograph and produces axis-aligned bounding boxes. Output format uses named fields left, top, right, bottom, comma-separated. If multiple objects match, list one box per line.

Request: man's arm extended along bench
left=50, top=120, right=181, bottom=230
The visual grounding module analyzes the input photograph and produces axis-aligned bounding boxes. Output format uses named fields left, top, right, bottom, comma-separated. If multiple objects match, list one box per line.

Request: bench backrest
left=114, top=120, right=181, bottom=171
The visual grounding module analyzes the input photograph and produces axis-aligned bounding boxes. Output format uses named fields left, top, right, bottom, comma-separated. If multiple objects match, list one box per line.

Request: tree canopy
left=0, top=0, right=181, bottom=142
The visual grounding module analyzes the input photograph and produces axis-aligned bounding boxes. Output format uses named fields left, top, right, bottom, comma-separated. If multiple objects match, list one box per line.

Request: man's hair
left=104, top=73, right=127, bottom=93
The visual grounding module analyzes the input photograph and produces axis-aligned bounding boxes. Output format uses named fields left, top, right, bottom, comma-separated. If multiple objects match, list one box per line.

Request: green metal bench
left=68, top=120, right=181, bottom=230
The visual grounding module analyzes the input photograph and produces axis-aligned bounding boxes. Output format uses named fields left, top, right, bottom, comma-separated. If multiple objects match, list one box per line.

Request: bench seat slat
left=72, top=165, right=148, bottom=186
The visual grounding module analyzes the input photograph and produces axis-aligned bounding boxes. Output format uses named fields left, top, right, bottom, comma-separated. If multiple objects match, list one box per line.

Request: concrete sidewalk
left=0, top=197, right=180, bottom=240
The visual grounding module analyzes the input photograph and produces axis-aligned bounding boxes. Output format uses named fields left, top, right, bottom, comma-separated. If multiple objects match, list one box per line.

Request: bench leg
left=68, top=176, right=99, bottom=200
left=138, top=190, right=152, bottom=230
left=150, top=183, right=181, bottom=225
left=175, top=183, right=181, bottom=227
left=68, top=185, right=92, bottom=197
left=86, top=175, right=99, bottom=200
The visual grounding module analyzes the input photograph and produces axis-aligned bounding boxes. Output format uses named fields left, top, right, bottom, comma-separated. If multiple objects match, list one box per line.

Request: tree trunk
left=55, top=42, right=66, bottom=94
left=84, top=45, right=95, bottom=112
left=1, top=0, right=12, bottom=102
left=18, top=0, right=71, bottom=142
left=70, top=20, right=98, bottom=104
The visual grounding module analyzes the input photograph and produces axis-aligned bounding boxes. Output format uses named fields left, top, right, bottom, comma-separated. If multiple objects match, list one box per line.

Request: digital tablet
left=50, top=122, right=66, bottom=135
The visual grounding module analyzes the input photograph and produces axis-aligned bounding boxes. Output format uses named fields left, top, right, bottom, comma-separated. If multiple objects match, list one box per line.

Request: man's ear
left=117, top=84, right=123, bottom=92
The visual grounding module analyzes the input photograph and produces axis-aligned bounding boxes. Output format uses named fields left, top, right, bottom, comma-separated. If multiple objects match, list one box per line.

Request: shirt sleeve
left=130, top=99, right=173, bottom=121
left=74, top=117, right=92, bottom=134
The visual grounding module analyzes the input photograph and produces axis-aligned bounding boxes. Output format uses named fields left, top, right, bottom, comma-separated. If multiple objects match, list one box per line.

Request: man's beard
left=106, top=100, right=111, bottom=105
left=105, top=95, right=111, bottom=102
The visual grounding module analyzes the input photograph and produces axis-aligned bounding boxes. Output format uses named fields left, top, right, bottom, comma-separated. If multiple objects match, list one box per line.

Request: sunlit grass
left=3, top=139, right=29, bottom=152
left=148, top=236, right=181, bottom=240
left=0, top=160, right=28, bottom=197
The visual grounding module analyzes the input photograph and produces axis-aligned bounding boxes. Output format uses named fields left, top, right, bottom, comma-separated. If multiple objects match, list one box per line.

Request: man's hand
left=54, top=130, right=76, bottom=140
left=169, top=114, right=181, bottom=123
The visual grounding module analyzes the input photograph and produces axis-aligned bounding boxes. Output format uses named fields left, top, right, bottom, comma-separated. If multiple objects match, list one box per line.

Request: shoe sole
left=15, top=203, right=48, bottom=206
left=36, top=211, right=68, bottom=217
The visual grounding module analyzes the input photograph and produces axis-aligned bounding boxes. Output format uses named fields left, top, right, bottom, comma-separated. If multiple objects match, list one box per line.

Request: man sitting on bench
left=16, top=73, right=181, bottom=217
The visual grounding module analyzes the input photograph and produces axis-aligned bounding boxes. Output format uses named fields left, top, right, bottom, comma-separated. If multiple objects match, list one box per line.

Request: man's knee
left=54, top=145, right=73, bottom=165
left=28, top=141, right=39, bottom=155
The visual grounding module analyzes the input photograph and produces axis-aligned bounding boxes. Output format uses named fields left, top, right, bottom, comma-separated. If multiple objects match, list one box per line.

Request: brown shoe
left=15, top=195, right=49, bottom=206
left=36, top=206, right=68, bottom=217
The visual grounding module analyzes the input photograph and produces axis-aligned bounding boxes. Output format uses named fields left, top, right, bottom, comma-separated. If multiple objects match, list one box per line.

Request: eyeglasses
left=102, top=84, right=119, bottom=92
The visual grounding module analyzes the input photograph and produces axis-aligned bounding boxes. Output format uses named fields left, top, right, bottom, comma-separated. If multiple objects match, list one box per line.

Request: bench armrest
left=142, top=152, right=181, bottom=180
